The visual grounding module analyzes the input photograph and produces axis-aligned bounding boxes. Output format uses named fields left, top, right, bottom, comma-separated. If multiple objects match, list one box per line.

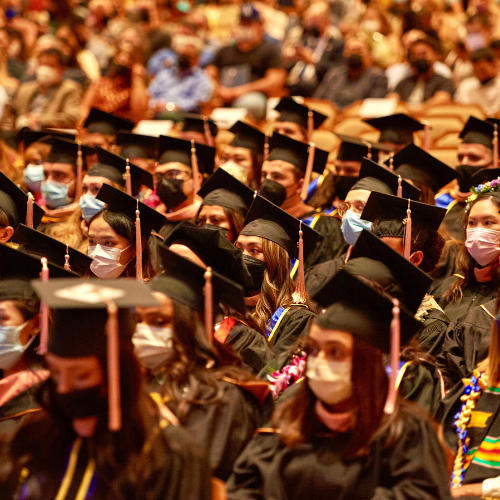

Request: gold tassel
left=292, top=221, right=307, bottom=303
left=404, top=199, right=412, bottom=260
left=397, top=175, right=402, bottom=198
left=300, top=142, right=315, bottom=201
left=389, top=152, right=394, bottom=170
left=191, top=140, right=201, bottom=195
left=494, top=123, right=498, bottom=168
left=204, top=267, right=213, bottom=344
left=307, top=108, right=314, bottom=143
left=75, top=141, right=83, bottom=201
left=39, top=258, right=49, bottom=355
left=263, top=135, right=269, bottom=162
left=135, top=200, right=143, bottom=281
left=384, top=298, right=400, bottom=414
left=26, top=192, right=34, bottom=228
left=125, top=159, right=132, bottom=196
left=106, top=300, right=121, bottom=431
left=362, top=140, right=372, bottom=160
left=64, top=244, right=70, bottom=271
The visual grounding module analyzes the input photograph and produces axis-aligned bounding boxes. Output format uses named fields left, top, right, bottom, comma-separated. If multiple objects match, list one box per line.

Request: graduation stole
left=266, top=307, right=290, bottom=342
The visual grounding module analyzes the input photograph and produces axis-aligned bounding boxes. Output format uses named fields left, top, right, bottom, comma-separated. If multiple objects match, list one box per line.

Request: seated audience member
left=2, top=48, right=82, bottom=130
left=149, top=35, right=212, bottom=114
left=206, top=4, right=286, bottom=120
left=389, top=38, right=455, bottom=110
left=282, top=1, right=344, bottom=97
left=455, top=48, right=500, bottom=114
left=314, top=37, right=388, bottom=109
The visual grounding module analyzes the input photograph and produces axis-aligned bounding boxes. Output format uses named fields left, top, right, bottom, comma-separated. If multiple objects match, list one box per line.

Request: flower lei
left=451, top=370, right=487, bottom=489
left=267, top=351, right=307, bottom=399
left=466, top=178, right=500, bottom=211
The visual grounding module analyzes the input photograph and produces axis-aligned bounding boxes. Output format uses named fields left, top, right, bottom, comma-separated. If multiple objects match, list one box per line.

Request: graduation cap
left=90, top=147, right=154, bottom=195
left=198, top=167, right=255, bottom=217
left=350, top=158, right=421, bottom=200
left=116, top=132, right=158, bottom=160
left=274, top=97, right=327, bottom=131
left=387, top=144, right=457, bottom=194
left=471, top=167, right=500, bottom=187
left=0, top=279, right=40, bottom=303
left=31, top=278, right=159, bottom=430
left=42, top=137, right=93, bottom=167
left=96, top=183, right=166, bottom=236
left=163, top=220, right=252, bottom=291
left=20, top=128, right=76, bottom=149
left=313, top=269, right=422, bottom=353
left=11, top=224, right=92, bottom=276
left=461, top=116, right=496, bottom=149
left=364, top=113, right=423, bottom=146
left=228, top=120, right=266, bottom=153
left=348, top=229, right=432, bottom=313
left=240, top=195, right=320, bottom=260
left=335, top=134, right=390, bottom=163
left=181, top=113, right=218, bottom=138
left=155, top=244, right=246, bottom=315
left=157, top=136, right=216, bottom=175
left=0, top=171, right=45, bottom=229
left=83, top=108, right=135, bottom=136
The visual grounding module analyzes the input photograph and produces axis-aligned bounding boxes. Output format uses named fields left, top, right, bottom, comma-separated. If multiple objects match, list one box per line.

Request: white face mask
left=88, top=244, right=131, bottom=279
left=220, top=161, right=248, bottom=184
left=306, top=355, right=352, bottom=405
left=465, top=227, right=500, bottom=266
left=133, top=323, right=173, bottom=370
left=0, top=322, right=35, bottom=370
left=35, top=65, right=59, bottom=86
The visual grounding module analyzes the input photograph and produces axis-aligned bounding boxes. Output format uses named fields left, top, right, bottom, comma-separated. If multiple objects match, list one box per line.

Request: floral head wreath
left=466, top=178, right=500, bottom=211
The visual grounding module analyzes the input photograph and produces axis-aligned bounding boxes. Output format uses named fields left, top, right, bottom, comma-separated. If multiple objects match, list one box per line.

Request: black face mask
left=303, top=25, right=320, bottom=38
left=53, top=385, right=106, bottom=419
left=346, top=54, right=363, bottom=69
left=260, top=179, right=287, bottom=207
left=333, top=175, right=358, bottom=200
left=455, top=164, right=486, bottom=192
left=178, top=55, right=191, bottom=71
left=242, top=254, right=267, bottom=291
left=203, top=223, right=230, bottom=238
left=157, top=178, right=188, bottom=210
left=413, top=58, right=430, bottom=74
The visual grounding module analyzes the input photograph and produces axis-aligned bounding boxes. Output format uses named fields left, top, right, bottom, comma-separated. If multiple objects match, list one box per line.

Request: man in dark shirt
left=389, top=38, right=455, bottom=111
left=313, top=37, right=387, bottom=109
left=206, top=4, right=286, bottom=119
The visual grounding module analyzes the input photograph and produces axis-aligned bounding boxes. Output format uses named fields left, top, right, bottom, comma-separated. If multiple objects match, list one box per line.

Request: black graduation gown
left=226, top=307, right=315, bottom=373
left=442, top=200, right=466, bottom=241
left=299, top=211, right=348, bottom=274
left=226, top=405, right=450, bottom=500
left=304, top=254, right=347, bottom=297
left=430, top=275, right=498, bottom=322
left=415, top=307, right=450, bottom=356
left=162, top=379, right=272, bottom=482
left=5, top=399, right=211, bottom=500
left=436, top=300, right=494, bottom=390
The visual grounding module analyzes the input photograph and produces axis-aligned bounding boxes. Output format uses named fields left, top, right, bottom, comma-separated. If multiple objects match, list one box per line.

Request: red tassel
left=125, top=160, right=132, bottom=196
left=39, top=258, right=49, bottom=355
left=307, top=108, right=314, bottom=143
left=494, top=124, right=499, bottom=168
left=292, top=222, right=307, bottom=303
left=384, top=298, right=400, bottom=414
left=300, top=142, right=315, bottom=201
left=135, top=200, right=142, bottom=281
left=106, top=301, right=121, bottom=431
left=263, top=135, right=269, bottom=162
left=204, top=267, right=213, bottom=344
left=397, top=175, right=402, bottom=198
left=26, top=193, right=34, bottom=228
left=404, top=199, right=412, bottom=260
left=203, top=116, right=214, bottom=147
left=64, top=244, right=70, bottom=271
left=75, top=141, right=83, bottom=201
left=191, top=140, right=201, bottom=195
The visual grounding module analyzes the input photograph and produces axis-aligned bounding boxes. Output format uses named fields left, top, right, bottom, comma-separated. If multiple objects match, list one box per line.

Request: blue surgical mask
left=41, top=180, right=73, bottom=209
left=80, top=194, right=105, bottom=221
left=340, top=210, right=372, bottom=246
left=22, top=164, right=45, bottom=193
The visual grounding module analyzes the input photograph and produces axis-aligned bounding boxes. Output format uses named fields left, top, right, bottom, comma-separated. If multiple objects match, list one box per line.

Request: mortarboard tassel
left=191, top=139, right=201, bottom=195
left=204, top=266, right=213, bottom=344
left=26, top=192, right=34, bottom=228
left=403, top=199, right=412, bottom=260
left=75, top=142, right=83, bottom=201
left=263, top=135, right=269, bottom=162
left=135, top=200, right=143, bottom=281
left=300, top=142, right=316, bottom=201
left=389, top=152, right=394, bottom=170
left=106, top=300, right=121, bottom=431
left=125, top=159, right=132, bottom=196
left=307, top=108, right=314, bottom=143
left=362, top=140, right=372, bottom=160
left=39, top=258, right=49, bottom=355
left=203, top=116, right=214, bottom=147
left=292, top=222, right=307, bottom=304
left=397, top=175, right=402, bottom=198
left=64, top=244, right=71, bottom=271
left=494, top=124, right=499, bottom=168
left=384, top=298, right=400, bottom=415
left=422, top=121, right=430, bottom=152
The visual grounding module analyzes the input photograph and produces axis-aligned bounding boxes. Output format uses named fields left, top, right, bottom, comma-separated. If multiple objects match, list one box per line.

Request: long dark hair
left=89, top=210, right=156, bottom=280
left=443, top=194, right=500, bottom=303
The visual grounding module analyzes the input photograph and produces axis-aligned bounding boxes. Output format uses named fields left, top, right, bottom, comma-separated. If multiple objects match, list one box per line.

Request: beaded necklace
left=451, top=370, right=488, bottom=489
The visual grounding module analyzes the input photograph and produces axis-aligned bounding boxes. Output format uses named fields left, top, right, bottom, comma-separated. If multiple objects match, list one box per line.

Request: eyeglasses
left=337, top=201, right=366, bottom=217
left=155, top=169, right=191, bottom=182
